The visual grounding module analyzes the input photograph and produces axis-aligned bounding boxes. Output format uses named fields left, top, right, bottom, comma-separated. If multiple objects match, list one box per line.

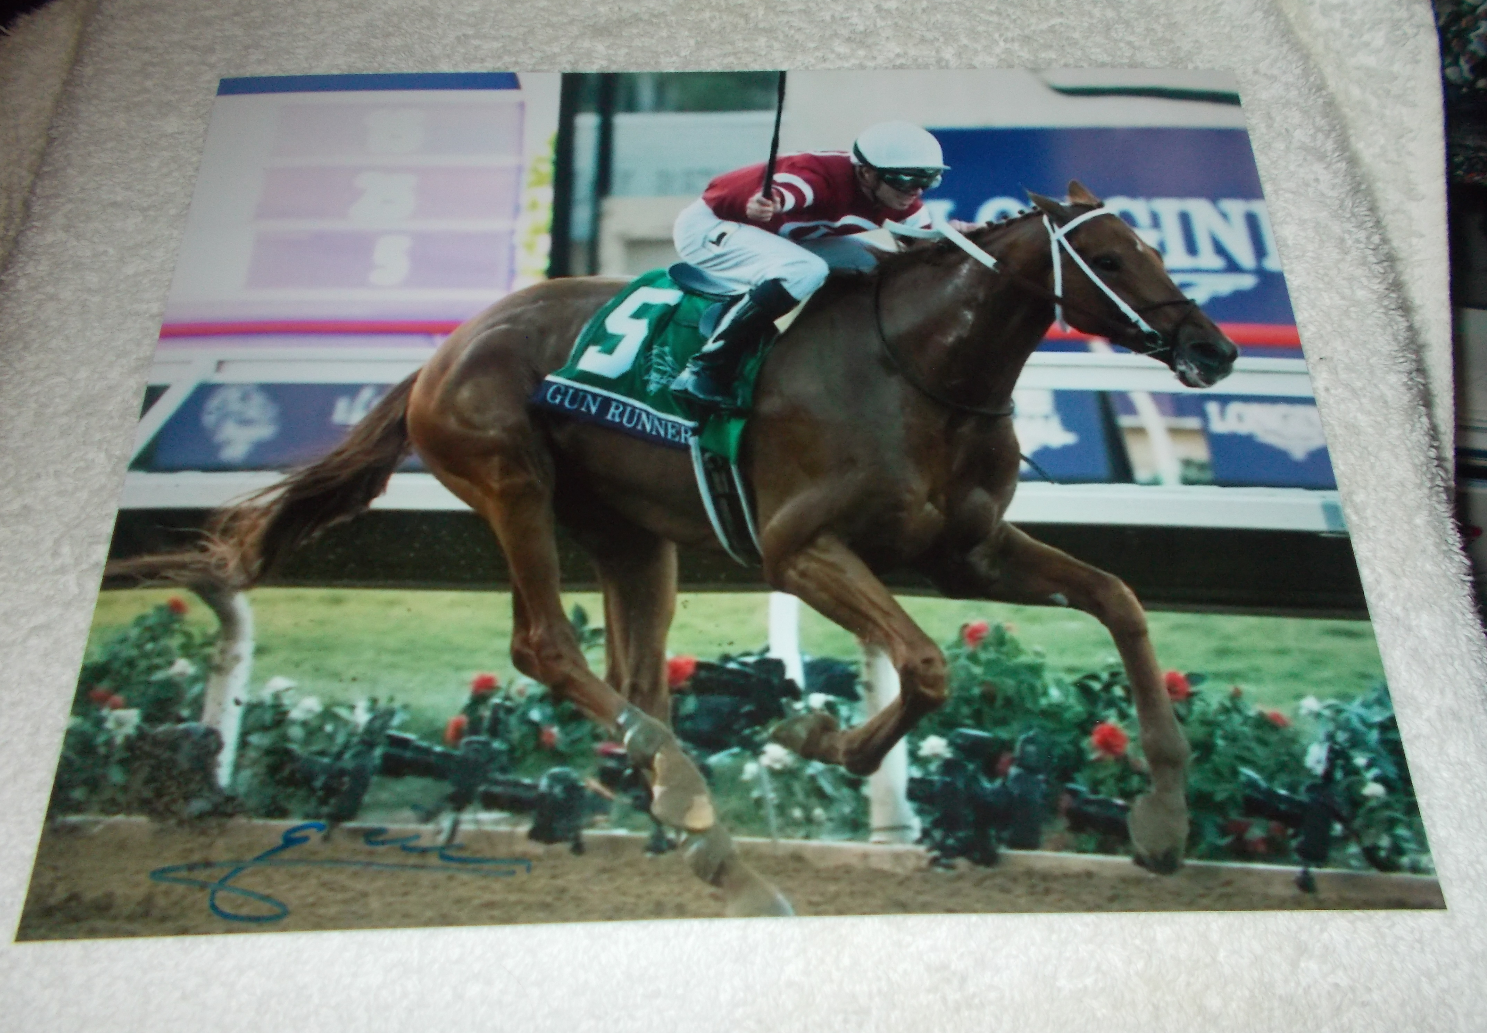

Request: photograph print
left=17, top=67, right=1443, bottom=941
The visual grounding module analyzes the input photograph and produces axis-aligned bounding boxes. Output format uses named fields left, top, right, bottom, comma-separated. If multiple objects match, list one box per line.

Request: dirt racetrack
left=16, top=817, right=1443, bottom=941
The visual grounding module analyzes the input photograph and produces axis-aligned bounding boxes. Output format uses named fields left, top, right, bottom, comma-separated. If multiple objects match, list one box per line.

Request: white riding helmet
left=851, top=121, right=949, bottom=187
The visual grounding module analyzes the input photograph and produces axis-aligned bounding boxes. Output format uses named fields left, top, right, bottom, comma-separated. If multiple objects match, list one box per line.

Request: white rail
left=119, top=471, right=1345, bottom=533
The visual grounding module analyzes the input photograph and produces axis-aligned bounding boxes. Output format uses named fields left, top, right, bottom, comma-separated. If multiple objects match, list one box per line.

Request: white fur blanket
left=0, top=0, right=1482, bottom=1029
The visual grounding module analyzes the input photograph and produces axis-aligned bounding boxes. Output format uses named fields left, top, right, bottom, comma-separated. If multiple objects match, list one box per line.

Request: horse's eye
left=1092, top=255, right=1122, bottom=273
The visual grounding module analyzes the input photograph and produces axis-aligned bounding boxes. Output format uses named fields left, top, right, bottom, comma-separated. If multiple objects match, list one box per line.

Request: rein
left=870, top=202, right=1201, bottom=461
left=886, top=206, right=1200, bottom=361
left=869, top=273, right=1058, bottom=482
left=870, top=272, right=1015, bottom=421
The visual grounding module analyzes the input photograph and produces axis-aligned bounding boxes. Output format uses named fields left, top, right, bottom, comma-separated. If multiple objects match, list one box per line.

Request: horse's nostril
left=1190, top=337, right=1237, bottom=365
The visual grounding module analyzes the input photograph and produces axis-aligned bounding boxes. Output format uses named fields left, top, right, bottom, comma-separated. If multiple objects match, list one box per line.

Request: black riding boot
left=671, top=279, right=798, bottom=410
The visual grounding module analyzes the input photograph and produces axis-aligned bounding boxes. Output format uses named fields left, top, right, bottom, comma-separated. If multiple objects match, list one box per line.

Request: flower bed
left=51, top=598, right=218, bottom=817
left=53, top=602, right=1432, bottom=874
left=903, top=621, right=1431, bottom=872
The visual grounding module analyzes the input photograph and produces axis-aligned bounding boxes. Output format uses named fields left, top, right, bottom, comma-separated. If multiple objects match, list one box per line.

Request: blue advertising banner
left=1014, top=389, right=1116, bottom=482
left=927, top=128, right=1296, bottom=330
left=218, top=72, right=521, bottom=95
left=134, top=383, right=424, bottom=473
left=1172, top=393, right=1336, bottom=488
left=139, top=381, right=1125, bottom=482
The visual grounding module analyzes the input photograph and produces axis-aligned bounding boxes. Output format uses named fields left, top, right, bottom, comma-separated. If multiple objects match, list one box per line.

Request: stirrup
left=671, top=364, right=742, bottom=410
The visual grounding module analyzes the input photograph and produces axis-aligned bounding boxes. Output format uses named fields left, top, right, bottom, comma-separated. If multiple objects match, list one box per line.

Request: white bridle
left=887, top=206, right=1163, bottom=345
left=1043, top=208, right=1160, bottom=340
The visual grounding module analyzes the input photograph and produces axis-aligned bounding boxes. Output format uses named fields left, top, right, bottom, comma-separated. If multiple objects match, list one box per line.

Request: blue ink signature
left=148, top=822, right=533, bottom=923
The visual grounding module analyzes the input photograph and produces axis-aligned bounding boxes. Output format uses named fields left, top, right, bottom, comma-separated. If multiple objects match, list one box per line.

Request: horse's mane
left=868, top=204, right=1051, bottom=278
left=803, top=200, right=1105, bottom=319
left=861, top=200, right=1109, bottom=283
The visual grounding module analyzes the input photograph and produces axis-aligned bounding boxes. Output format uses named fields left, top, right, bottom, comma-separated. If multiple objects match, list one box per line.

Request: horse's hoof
left=770, top=711, right=844, bottom=764
left=684, top=827, right=794, bottom=918
left=1128, top=791, right=1187, bottom=876
left=644, top=825, right=676, bottom=855
left=723, top=871, right=796, bottom=918
left=619, top=706, right=715, bottom=832
left=650, top=741, right=715, bottom=831
left=1133, top=849, right=1182, bottom=876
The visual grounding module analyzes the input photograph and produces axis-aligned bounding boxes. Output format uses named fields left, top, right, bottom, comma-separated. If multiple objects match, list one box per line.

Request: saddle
left=529, top=266, right=765, bottom=566
left=667, top=262, right=741, bottom=338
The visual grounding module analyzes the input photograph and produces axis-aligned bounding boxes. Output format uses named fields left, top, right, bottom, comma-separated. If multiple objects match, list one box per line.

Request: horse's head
left=1028, top=181, right=1238, bottom=389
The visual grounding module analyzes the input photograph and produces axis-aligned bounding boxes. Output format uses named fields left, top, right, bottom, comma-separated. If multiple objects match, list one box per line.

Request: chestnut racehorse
left=123, top=182, right=1237, bottom=915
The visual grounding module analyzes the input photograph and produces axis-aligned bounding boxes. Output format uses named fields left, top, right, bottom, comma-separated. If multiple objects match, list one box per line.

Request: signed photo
left=17, top=68, right=1442, bottom=941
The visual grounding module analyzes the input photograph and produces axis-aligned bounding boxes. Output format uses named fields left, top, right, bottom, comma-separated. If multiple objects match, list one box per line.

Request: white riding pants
left=672, top=198, right=878, bottom=302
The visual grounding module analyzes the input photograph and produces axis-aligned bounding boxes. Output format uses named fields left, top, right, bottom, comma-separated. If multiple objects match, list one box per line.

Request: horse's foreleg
left=959, top=524, right=1189, bottom=873
left=767, top=533, right=946, bottom=776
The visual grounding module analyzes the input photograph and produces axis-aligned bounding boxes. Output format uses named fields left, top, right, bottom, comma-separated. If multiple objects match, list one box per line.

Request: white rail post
left=1127, top=389, right=1184, bottom=485
left=767, top=591, right=805, bottom=687
left=1088, top=338, right=1182, bottom=485
left=860, top=642, right=918, bottom=844
left=196, top=588, right=255, bottom=788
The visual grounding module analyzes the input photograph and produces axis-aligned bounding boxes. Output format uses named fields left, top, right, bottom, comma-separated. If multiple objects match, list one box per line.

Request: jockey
left=669, top=120, right=955, bottom=408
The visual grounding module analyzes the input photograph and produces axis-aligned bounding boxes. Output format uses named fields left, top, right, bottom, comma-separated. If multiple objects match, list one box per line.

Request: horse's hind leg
left=438, top=455, right=694, bottom=788
left=587, top=524, right=677, bottom=722
left=586, top=527, right=796, bottom=908
left=952, top=524, right=1189, bottom=873
left=587, top=527, right=678, bottom=852
left=423, top=438, right=790, bottom=915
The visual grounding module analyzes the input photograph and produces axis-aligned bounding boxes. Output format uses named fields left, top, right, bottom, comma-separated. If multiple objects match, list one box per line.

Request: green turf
left=85, top=587, right=1386, bottom=741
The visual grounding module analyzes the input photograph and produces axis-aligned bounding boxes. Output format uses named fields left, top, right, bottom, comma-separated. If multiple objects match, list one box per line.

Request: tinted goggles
left=877, top=167, right=944, bottom=192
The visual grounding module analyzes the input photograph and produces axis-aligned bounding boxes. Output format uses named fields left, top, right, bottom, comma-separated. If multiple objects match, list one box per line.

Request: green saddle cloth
left=529, top=268, right=770, bottom=462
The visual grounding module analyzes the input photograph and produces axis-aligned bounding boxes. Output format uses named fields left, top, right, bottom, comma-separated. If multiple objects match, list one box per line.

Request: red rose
left=1164, top=670, right=1192, bottom=702
left=104, top=694, right=126, bottom=710
left=1269, top=821, right=1289, bottom=840
left=666, top=655, right=697, bottom=689
left=1089, top=721, right=1129, bottom=759
left=87, top=687, right=112, bottom=705
left=962, top=620, right=991, bottom=648
left=539, top=725, right=559, bottom=750
left=444, top=714, right=468, bottom=746
left=166, top=596, right=188, bottom=616
left=1263, top=709, right=1290, bottom=729
left=469, top=672, right=499, bottom=696
left=994, top=751, right=1014, bottom=778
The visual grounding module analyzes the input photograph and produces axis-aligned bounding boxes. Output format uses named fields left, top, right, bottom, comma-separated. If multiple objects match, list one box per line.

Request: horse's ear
left=1028, top=190, right=1075, bottom=225
left=1067, top=180, right=1103, bottom=207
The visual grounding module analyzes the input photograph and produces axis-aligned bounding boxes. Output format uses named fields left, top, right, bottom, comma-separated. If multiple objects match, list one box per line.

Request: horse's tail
left=104, top=372, right=419, bottom=593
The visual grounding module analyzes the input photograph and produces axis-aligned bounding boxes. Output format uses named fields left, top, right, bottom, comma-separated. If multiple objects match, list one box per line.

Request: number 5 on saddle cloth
left=528, top=266, right=776, bottom=565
